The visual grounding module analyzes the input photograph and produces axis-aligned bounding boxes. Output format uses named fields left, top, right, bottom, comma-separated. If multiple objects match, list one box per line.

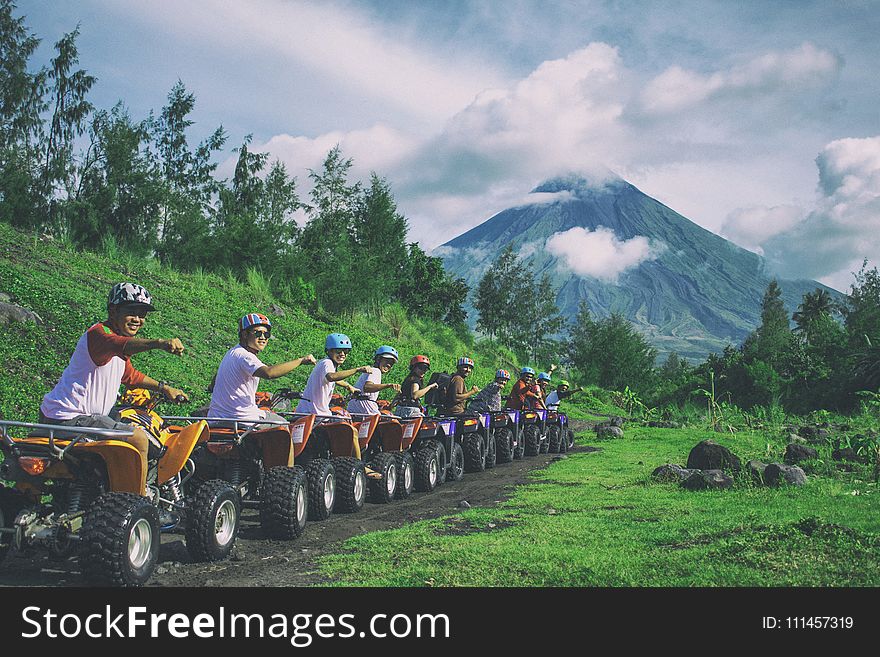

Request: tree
left=843, top=260, right=880, bottom=348
left=519, top=272, right=565, bottom=363
left=396, top=242, right=468, bottom=325
left=746, top=279, right=790, bottom=364
left=41, top=27, right=95, bottom=234
left=792, top=288, right=834, bottom=343
left=474, top=245, right=520, bottom=342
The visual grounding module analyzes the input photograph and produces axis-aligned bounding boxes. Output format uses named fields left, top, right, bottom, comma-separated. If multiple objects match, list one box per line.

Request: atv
left=492, top=409, right=522, bottom=464
left=520, top=408, right=549, bottom=457
left=0, top=391, right=238, bottom=586
left=546, top=410, right=571, bottom=454
left=165, top=389, right=309, bottom=541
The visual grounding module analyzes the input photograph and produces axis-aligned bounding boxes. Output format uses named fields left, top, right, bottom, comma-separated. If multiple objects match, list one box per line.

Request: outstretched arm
left=255, top=354, right=317, bottom=380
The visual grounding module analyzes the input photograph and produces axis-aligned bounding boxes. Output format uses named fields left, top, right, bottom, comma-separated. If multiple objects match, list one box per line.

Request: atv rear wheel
left=430, top=440, right=447, bottom=485
left=513, top=428, right=525, bottom=460
left=524, top=425, right=542, bottom=457
left=185, top=479, right=240, bottom=562
left=306, top=458, right=336, bottom=520
left=494, top=428, right=513, bottom=464
left=414, top=445, right=440, bottom=492
left=333, top=457, right=367, bottom=513
left=463, top=433, right=485, bottom=473
left=0, top=488, right=26, bottom=566
left=394, top=452, right=415, bottom=499
left=80, top=492, right=160, bottom=586
left=447, top=441, right=465, bottom=481
left=260, top=466, right=308, bottom=539
left=368, top=453, right=397, bottom=504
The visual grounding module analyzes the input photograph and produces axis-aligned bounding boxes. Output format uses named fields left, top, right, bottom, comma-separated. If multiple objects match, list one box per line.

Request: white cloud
left=639, top=42, right=842, bottom=114
left=516, top=190, right=575, bottom=206
left=743, top=136, right=880, bottom=289
left=545, top=227, right=664, bottom=282
left=720, top=205, right=806, bottom=254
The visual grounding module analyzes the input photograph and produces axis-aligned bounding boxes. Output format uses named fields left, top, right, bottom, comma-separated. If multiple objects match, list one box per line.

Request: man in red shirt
left=39, top=282, right=189, bottom=494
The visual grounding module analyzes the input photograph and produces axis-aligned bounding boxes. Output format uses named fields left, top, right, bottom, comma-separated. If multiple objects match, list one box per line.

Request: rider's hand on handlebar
left=165, top=386, right=189, bottom=402
left=470, top=385, right=479, bottom=392
left=388, top=383, right=401, bottom=392
left=164, top=338, right=185, bottom=356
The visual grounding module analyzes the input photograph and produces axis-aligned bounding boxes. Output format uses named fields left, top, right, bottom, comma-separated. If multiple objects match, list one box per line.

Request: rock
left=764, top=463, right=807, bottom=487
left=0, top=292, right=11, bottom=303
left=681, top=469, right=734, bottom=491
left=268, top=303, right=286, bottom=317
left=798, top=426, right=829, bottom=444
left=609, top=416, right=625, bottom=427
left=156, top=566, right=168, bottom=575
left=596, top=425, right=624, bottom=439
left=788, top=433, right=807, bottom=445
left=686, top=440, right=741, bottom=472
left=647, top=420, right=680, bottom=429
left=746, top=459, right=767, bottom=484
left=832, top=448, right=867, bottom=464
left=784, top=443, right=818, bottom=465
left=458, top=500, right=471, bottom=509
left=0, top=301, right=42, bottom=326
left=651, top=464, right=698, bottom=483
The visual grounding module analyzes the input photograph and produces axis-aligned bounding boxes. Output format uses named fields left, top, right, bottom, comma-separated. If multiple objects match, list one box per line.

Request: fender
left=158, top=421, right=208, bottom=484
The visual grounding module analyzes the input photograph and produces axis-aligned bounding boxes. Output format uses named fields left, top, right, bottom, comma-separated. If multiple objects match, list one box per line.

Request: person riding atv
left=392, top=355, right=438, bottom=418
left=533, top=371, right=553, bottom=410
left=346, top=345, right=401, bottom=416
left=38, top=282, right=189, bottom=495
left=546, top=380, right=583, bottom=411
left=208, top=312, right=316, bottom=439
left=295, top=333, right=372, bottom=417
left=467, top=369, right=511, bottom=414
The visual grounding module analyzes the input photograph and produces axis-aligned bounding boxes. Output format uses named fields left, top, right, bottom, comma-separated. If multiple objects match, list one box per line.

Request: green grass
left=316, top=425, right=880, bottom=586
left=0, top=222, right=510, bottom=422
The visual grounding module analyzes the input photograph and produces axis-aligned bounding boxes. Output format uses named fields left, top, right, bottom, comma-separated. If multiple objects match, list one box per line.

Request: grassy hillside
left=0, top=222, right=516, bottom=422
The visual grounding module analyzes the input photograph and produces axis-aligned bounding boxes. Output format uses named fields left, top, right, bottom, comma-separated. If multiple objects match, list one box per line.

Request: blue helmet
left=325, top=333, right=352, bottom=350
left=537, top=372, right=552, bottom=382
left=520, top=367, right=536, bottom=377
left=374, top=345, right=399, bottom=362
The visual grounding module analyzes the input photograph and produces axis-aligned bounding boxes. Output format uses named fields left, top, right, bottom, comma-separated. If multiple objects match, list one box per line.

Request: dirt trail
left=0, top=447, right=587, bottom=587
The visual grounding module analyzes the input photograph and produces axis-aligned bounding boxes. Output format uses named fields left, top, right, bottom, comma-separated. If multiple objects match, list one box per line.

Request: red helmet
left=410, top=355, right=430, bottom=368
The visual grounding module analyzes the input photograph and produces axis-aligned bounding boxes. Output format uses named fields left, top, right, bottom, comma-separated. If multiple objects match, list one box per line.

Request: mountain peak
left=530, top=169, right=625, bottom=197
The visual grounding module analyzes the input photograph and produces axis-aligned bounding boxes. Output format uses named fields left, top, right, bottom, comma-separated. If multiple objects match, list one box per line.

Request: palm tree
left=792, top=288, right=834, bottom=341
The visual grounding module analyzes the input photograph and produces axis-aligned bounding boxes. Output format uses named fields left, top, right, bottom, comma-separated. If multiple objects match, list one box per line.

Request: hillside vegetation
left=0, top=222, right=513, bottom=422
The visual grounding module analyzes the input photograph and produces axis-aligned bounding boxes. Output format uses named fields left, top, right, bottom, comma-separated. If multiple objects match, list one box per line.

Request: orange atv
left=0, top=391, right=234, bottom=586
left=166, top=390, right=308, bottom=540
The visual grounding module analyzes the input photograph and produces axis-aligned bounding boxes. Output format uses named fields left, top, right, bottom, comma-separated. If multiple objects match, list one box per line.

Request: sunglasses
left=251, top=330, right=270, bottom=339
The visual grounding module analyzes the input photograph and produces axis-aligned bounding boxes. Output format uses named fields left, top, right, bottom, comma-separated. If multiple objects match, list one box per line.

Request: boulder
left=788, top=433, right=807, bottom=445
left=686, top=440, right=741, bottom=472
left=268, top=303, right=286, bottom=317
left=797, top=426, right=829, bottom=444
left=0, top=292, right=11, bottom=303
left=681, top=469, right=734, bottom=491
left=784, top=443, right=818, bottom=465
left=651, top=464, right=698, bottom=483
left=596, top=425, right=624, bottom=439
left=832, top=448, right=867, bottom=464
left=764, top=463, right=807, bottom=487
left=746, top=459, right=767, bottom=484
left=609, top=416, right=625, bottom=428
left=0, top=301, right=42, bottom=326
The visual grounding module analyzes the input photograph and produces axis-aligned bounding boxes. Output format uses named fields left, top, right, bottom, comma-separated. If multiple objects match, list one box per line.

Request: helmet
left=239, top=313, right=272, bottom=332
left=558, top=379, right=570, bottom=388
left=108, top=283, right=154, bottom=310
left=325, top=333, right=352, bottom=350
left=457, top=356, right=475, bottom=368
left=374, top=345, right=399, bottom=362
left=495, top=369, right=511, bottom=380
left=537, top=372, right=552, bottom=382
left=410, top=355, right=430, bottom=368
left=520, top=367, right=536, bottom=377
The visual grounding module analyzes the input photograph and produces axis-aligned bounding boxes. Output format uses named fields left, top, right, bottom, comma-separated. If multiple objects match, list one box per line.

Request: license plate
left=358, top=423, right=371, bottom=438
left=290, top=424, right=305, bottom=444
left=402, top=424, right=415, bottom=440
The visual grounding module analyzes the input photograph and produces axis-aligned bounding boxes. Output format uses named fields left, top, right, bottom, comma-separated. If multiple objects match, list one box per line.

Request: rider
left=38, top=282, right=188, bottom=494
left=443, top=357, right=480, bottom=415
left=208, top=313, right=316, bottom=433
left=393, top=355, right=438, bottom=418
left=467, top=369, right=511, bottom=413
left=545, top=380, right=583, bottom=411
left=506, top=367, right=538, bottom=410
left=295, top=333, right=372, bottom=417
left=533, top=371, right=553, bottom=410
left=347, top=345, right=402, bottom=415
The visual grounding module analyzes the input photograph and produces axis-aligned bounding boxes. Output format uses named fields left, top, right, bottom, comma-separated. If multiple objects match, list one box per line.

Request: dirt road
left=0, top=444, right=586, bottom=587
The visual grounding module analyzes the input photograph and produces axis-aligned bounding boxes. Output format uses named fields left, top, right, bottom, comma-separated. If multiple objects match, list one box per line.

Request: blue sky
left=17, top=0, right=880, bottom=291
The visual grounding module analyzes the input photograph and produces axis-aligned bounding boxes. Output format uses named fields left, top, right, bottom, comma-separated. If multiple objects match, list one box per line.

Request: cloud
left=515, top=190, right=575, bottom=206
left=720, top=205, right=806, bottom=255
left=738, top=136, right=880, bottom=290
left=639, top=42, right=842, bottom=114
left=545, top=226, right=665, bottom=282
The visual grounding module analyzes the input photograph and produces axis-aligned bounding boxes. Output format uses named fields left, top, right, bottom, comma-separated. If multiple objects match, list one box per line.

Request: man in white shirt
left=347, top=346, right=402, bottom=415
left=295, top=333, right=372, bottom=416
left=546, top=380, right=582, bottom=411
left=209, top=313, right=316, bottom=431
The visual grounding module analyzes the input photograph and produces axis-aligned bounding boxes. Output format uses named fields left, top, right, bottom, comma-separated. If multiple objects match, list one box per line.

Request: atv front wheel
left=367, top=453, right=397, bottom=504
left=260, top=466, right=308, bottom=539
left=524, top=425, right=541, bottom=457
left=548, top=426, right=562, bottom=453
left=185, top=479, right=240, bottom=562
left=567, top=428, right=576, bottom=450
left=333, top=457, right=366, bottom=513
left=484, top=431, right=496, bottom=469
left=539, top=430, right=550, bottom=453
left=447, top=442, right=465, bottom=481
left=463, top=433, right=485, bottom=473
left=394, top=452, right=415, bottom=499
left=80, top=492, right=160, bottom=586
left=305, top=459, right=336, bottom=521
left=494, top=428, right=513, bottom=464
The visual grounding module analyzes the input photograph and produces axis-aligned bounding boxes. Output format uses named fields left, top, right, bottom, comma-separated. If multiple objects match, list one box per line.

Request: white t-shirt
left=208, top=345, right=266, bottom=421
left=546, top=391, right=561, bottom=410
left=295, top=357, right=337, bottom=416
left=347, top=367, right=381, bottom=415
